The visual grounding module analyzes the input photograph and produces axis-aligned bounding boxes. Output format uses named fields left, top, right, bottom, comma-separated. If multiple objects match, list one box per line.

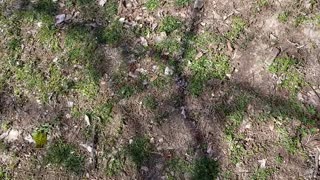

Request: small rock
left=98, top=0, right=107, bottom=6
left=0, top=129, right=20, bottom=142
left=141, top=166, right=149, bottom=172
left=159, top=138, right=164, bottom=143
left=195, top=52, right=203, bottom=60
left=67, top=101, right=74, bottom=108
left=119, top=17, right=125, bottom=23
left=55, top=14, right=66, bottom=25
left=24, top=134, right=35, bottom=143
left=80, top=143, right=93, bottom=153
left=129, top=139, right=133, bottom=144
left=84, top=114, right=91, bottom=126
left=258, top=159, right=267, bottom=168
left=65, top=113, right=72, bottom=119
left=140, top=37, right=148, bottom=47
left=194, top=0, right=204, bottom=9
left=164, top=66, right=173, bottom=76
left=155, top=32, right=167, bottom=43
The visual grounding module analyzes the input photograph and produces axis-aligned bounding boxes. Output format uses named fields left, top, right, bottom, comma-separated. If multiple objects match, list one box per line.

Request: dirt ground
left=0, top=0, right=320, bottom=179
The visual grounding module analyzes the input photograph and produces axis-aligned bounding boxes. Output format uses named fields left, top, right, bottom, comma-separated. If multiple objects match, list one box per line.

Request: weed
left=226, top=17, right=246, bottom=41
left=93, top=102, right=114, bottom=123
left=256, top=0, right=269, bottom=9
left=166, top=158, right=192, bottom=179
left=159, top=16, right=182, bottom=34
left=156, top=38, right=181, bottom=57
left=126, top=137, right=152, bottom=167
left=65, top=26, right=96, bottom=61
left=268, top=57, right=297, bottom=74
left=268, top=57, right=305, bottom=95
left=251, top=168, right=274, bottom=180
left=76, top=71, right=99, bottom=99
left=117, top=85, right=134, bottom=98
left=152, top=76, right=172, bottom=89
left=146, top=0, right=160, bottom=11
left=175, top=0, right=191, bottom=7
left=275, top=154, right=284, bottom=164
left=188, top=55, right=230, bottom=96
left=278, top=11, right=290, bottom=23
left=38, top=25, right=60, bottom=51
left=295, top=14, right=308, bottom=26
left=45, top=141, right=85, bottom=174
left=0, top=167, right=9, bottom=179
left=32, top=123, right=51, bottom=148
left=105, top=150, right=125, bottom=176
left=100, top=20, right=123, bottom=45
left=276, top=126, right=300, bottom=154
left=17, top=63, right=69, bottom=102
left=143, top=95, right=158, bottom=110
left=192, top=157, right=219, bottom=180
left=104, top=0, right=118, bottom=20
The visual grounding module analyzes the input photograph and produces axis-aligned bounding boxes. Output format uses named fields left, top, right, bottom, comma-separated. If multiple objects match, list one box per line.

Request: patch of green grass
left=146, top=0, right=160, bottom=11
left=278, top=11, right=290, bottom=23
left=92, top=102, right=114, bottom=123
left=275, top=154, right=284, bottom=164
left=45, top=141, right=85, bottom=174
left=193, top=32, right=225, bottom=50
left=192, top=157, right=219, bottom=180
left=75, top=63, right=101, bottom=99
left=104, top=0, right=118, bottom=20
left=276, top=126, right=300, bottom=154
left=218, top=93, right=250, bottom=164
left=156, top=38, right=181, bottom=57
left=33, top=0, right=58, bottom=16
left=126, top=137, right=152, bottom=167
left=15, top=63, right=69, bottom=102
left=166, top=158, right=192, bottom=179
left=159, top=16, right=182, bottom=34
left=268, top=57, right=305, bottom=95
left=143, top=95, right=158, bottom=110
left=38, top=25, right=60, bottom=51
left=226, top=17, right=246, bottom=41
left=268, top=57, right=297, bottom=74
left=0, top=167, right=9, bottom=179
left=65, top=25, right=97, bottom=61
left=188, top=55, right=230, bottom=96
left=105, top=150, right=125, bottom=176
left=118, top=85, right=135, bottom=99
left=256, top=0, right=269, bottom=9
left=251, top=168, right=274, bottom=180
left=100, top=20, right=123, bottom=45
left=294, top=14, right=308, bottom=26
left=152, top=76, right=172, bottom=89
left=175, top=0, right=191, bottom=6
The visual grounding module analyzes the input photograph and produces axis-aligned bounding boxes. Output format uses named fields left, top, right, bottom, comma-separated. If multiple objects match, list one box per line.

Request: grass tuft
left=45, top=141, right=85, bottom=174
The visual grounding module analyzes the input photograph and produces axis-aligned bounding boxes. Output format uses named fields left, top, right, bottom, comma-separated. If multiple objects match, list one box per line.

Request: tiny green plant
left=175, top=0, right=191, bottom=7
left=278, top=11, right=290, bottom=23
left=146, top=0, right=160, bottom=11
left=268, top=57, right=305, bottom=95
left=45, top=141, right=85, bottom=174
left=126, top=137, right=152, bottom=167
left=275, top=154, right=284, bottom=164
left=105, top=150, right=125, bottom=176
left=160, top=16, right=182, bottom=34
left=192, top=157, right=219, bottom=180
left=32, top=123, right=51, bottom=148
left=143, top=95, right=158, bottom=110
left=251, top=168, right=274, bottom=180
left=226, top=17, right=246, bottom=41
left=0, top=167, right=9, bottom=179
